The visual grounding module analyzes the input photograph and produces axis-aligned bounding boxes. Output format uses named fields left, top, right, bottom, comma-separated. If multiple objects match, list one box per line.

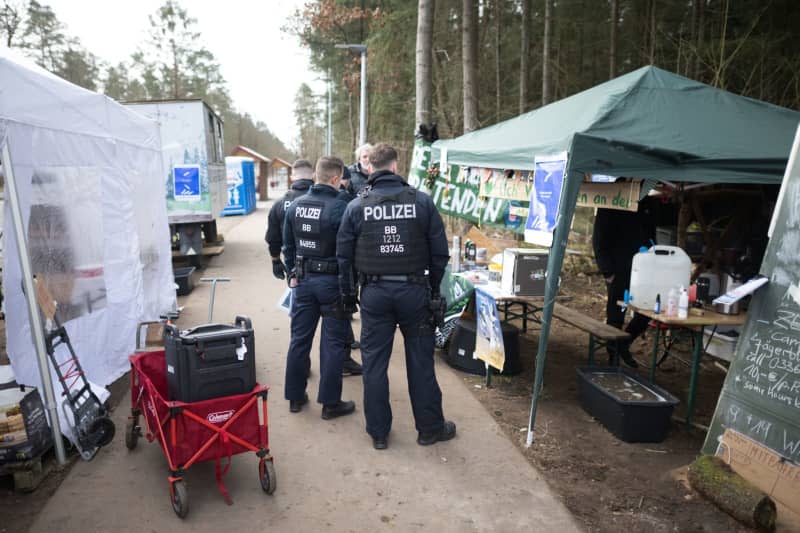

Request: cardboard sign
left=716, top=428, right=800, bottom=514
left=576, top=180, right=640, bottom=212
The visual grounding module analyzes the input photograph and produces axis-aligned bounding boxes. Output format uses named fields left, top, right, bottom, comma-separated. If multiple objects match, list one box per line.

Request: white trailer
left=124, top=99, right=226, bottom=256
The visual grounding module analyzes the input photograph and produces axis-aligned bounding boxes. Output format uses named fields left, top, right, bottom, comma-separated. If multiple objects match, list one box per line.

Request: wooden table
left=626, top=304, right=747, bottom=428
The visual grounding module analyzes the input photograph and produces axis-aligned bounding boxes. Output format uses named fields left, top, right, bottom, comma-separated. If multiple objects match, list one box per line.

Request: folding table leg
left=685, top=329, right=704, bottom=430
left=649, top=326, right=661, bottom=383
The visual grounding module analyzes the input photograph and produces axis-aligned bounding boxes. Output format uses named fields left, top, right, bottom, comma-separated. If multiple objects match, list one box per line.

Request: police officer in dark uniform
left=336, top=165, right=366, bottom=374
left=266, top=159, right=314, bottom=279
left=337, top=143, right=454, bottom=450
left=283, top=156, right=356, bottom=419
left=267, top=159, right=363, bottom=376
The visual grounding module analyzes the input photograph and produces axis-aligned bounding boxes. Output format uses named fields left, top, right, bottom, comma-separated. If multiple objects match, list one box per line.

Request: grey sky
left=46, top=0, right=322, bottom=149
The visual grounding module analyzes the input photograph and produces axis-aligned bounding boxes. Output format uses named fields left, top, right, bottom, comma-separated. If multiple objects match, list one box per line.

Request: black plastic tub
left=174, top=266, right=196, bottom=296
left=576, top=366, right=679, bottom=443
left=445, top=319, right=522, bottom=376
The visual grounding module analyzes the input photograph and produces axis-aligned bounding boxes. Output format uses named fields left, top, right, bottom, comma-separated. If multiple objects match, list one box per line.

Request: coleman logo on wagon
left=363, top=204, right=417, bottom=221
left=296, top=206, right=321, bottom=219
left=207, top=410, right=235, bottom=424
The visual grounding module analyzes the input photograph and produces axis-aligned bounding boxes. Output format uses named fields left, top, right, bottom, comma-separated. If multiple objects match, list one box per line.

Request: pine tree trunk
left=415, top=0, right=435, bottom=128
left=462, top=0, right=479, bottom=133
left=649, top=0, right=656, bottom=65
left=519, top=0, right=530, bottom=114
left=542, top=0, right=552, bottom=106
left=495, top=0, right=501, bottom=122
left=695, top=0, right=705, bottom=79
left=609, top=0, right=618, bottom=79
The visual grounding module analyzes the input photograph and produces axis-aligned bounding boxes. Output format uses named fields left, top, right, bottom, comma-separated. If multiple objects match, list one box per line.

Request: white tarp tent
left=0, top=48, right=176, bottom=394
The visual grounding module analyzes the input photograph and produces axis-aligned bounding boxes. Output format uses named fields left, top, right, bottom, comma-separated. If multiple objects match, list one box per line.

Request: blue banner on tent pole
left=524, top=152, right=567, bottom=247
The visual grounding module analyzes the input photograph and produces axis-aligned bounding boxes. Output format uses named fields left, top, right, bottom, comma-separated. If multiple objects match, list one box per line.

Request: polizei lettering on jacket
left=363, top=204, right=417, bottom=221
left=296, top=206, right=322, bottom=219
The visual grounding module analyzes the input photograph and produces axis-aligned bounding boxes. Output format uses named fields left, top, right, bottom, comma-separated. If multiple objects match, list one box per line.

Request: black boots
left=321, top=400, right=356, bottom=420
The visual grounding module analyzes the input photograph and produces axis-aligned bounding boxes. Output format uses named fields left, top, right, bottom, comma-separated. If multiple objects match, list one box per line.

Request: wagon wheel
left=125, top=416, right=140, bottom=450
left=259, top=458, right=277, bottom=494
left=170, top=480, right=189, bottom=518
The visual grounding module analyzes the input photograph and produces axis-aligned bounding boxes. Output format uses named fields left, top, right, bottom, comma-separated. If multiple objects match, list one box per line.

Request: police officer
left=283, top=156, right=356, bottom=419
left=337, top=143, right=454, bottom=450
left=347, top=143, right=372, bottom=196
left=336, top=165, right=366, bottom=373
left=266, top=159, right=314, bottom=279
left=268, top=159, right=363, bottom=376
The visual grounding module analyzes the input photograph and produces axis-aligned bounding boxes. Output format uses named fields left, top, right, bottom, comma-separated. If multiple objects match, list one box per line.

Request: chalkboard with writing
left=703, top=127, right=800, bottom=465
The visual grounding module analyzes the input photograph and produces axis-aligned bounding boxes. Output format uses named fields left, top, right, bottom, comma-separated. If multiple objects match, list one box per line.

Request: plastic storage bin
left=174, top=266, right=196, bottom=296
left=629, top=245, right=691, bottom=310
left=703, top=327, right=741, bottom=362
left=576, top=366, right=679, bottom=443
left=445, top=319, right=522, bottom=376
left=164, top=316, right=256, bottom=402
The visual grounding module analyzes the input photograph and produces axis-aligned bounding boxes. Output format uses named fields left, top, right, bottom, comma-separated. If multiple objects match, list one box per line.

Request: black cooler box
left=164, top=316, right=256, bottom=402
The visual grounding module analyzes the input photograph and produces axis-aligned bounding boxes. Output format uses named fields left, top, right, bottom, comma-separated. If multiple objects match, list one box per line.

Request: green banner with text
left=407, top=139, right=529, bottom=234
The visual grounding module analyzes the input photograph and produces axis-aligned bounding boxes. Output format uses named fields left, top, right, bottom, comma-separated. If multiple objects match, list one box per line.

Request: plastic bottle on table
left=666, top=287, right=678, bottom=317
left=678, top=286, right=689, bottom=319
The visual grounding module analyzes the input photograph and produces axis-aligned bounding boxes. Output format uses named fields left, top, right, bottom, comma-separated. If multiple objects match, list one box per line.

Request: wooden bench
left=552, top=303, right=630, bottom=365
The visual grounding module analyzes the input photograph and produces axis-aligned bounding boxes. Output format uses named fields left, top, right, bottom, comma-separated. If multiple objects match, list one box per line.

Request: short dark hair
left=369, top=143, right=397, bottom=170
left=315, top=156, right=344, bottom=184
left=292, top=159, right=313, bottom=171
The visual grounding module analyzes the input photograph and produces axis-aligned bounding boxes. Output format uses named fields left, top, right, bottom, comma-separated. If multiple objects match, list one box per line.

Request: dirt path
left=24, top=204, right=578, bottom=532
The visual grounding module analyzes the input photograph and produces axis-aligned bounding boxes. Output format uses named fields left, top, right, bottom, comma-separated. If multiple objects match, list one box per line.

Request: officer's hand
left=272, top=259, right=286, bottom=280
left=430, top=293, right=447, bottom=329
left=288, top=275, right=298, bottom=288
left=342, top=293, right=359, bottom=314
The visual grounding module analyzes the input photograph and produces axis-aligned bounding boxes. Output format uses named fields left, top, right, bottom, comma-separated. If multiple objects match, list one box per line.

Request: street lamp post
left=335, top=44, right=367, bottom=147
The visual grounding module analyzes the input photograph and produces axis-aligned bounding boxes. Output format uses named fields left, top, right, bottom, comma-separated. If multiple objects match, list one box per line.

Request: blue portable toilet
left=223, top=156, right=256, bottom=216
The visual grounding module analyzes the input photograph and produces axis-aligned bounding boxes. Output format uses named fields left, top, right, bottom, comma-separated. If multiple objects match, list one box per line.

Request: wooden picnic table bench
left=551, top=303, right=630, bottom=364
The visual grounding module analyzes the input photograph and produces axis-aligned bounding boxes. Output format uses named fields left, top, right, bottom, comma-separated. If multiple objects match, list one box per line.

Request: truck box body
left=125, top=100, right=226, bottom=224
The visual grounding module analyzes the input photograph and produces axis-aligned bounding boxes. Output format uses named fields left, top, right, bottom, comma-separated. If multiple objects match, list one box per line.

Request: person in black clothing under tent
left=266, top=158, right=363, bottom=375
left=592, top=192, right=657, bottom=368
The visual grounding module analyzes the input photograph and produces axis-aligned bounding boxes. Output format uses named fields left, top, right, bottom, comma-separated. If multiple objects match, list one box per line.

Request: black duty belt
left=362, top=274, right=428, bottom=285
left=304, top=258, right=339, bottom=274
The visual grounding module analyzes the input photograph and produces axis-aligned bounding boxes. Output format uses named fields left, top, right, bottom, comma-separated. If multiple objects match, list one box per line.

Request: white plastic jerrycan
left=629, top=245, right=691, bottom=310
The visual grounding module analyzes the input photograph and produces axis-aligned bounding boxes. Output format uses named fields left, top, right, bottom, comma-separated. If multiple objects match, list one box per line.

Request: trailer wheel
left=259, top=458, right=276, bottom=494
left=170, top=480, right=189, bottom=518
left=125, top=417, right=140, bottom=450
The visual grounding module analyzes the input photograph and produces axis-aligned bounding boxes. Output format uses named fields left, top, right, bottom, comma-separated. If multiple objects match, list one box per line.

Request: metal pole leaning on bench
left=200, top=277, right=230, bottom=322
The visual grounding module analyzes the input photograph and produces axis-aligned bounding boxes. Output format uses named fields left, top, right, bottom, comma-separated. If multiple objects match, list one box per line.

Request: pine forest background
left=2, top=0, right=800, bottom=170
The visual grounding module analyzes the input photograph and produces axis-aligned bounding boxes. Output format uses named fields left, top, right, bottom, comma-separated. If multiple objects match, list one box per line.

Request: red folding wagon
left=126, top=349, right=275, bottom=518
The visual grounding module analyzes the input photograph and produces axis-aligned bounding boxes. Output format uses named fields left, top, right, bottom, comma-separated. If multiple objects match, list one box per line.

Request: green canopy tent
left=430, top=66, right=800, bottom=446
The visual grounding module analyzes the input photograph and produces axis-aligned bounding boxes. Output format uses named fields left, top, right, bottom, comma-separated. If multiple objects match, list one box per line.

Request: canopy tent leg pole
left=2, top=141, right=68, bottom=465
left=526, top=168, right=584, bottom=447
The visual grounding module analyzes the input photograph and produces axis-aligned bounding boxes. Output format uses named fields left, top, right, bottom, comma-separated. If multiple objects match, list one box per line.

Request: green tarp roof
left=433, top=66, right=800, bottom=184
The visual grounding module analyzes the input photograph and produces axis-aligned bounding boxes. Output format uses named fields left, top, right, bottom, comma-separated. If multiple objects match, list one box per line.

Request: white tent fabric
left=0, top=48, right=175, bottom=394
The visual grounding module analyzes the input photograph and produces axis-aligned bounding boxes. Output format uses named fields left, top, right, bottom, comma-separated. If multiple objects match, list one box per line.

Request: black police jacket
left=283, top=184, right=347, bottom=274
left=265, top=178, right=313, bottom=258
left=336, top=170, right=449, bottom=294
left=347, top=162, right=369, bottom=195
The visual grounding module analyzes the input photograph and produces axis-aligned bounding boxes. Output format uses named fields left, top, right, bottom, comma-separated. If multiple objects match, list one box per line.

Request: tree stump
left=688, top=455, right=777, bottom=532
